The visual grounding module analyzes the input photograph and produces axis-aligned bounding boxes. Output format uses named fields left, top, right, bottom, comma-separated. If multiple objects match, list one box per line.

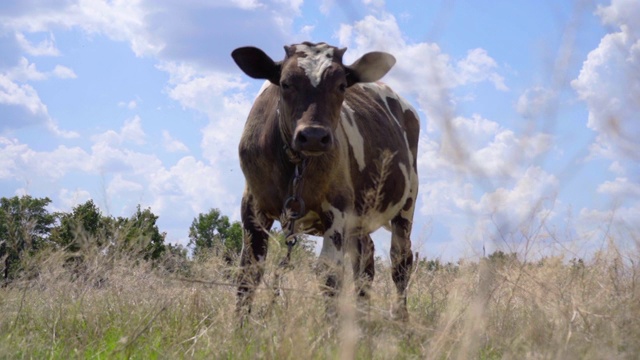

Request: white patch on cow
left=319, top=204, right=346, bottom=267
left=256, top=80, right=272, bottom=98
left=360, top=82, right=417, bottom=116
left=339, top=102, right=366, bottom=171
left=358, top=82, right=419, bottom=172
left=360, top=82, right=419, bottom=135
left=295, top=43, right=334, bottom=87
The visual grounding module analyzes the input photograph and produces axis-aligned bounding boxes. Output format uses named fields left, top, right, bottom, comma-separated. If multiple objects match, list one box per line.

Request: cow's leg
left=346, top=234, right=375, bottom=307
left=236, top=193, right=273, bottom=317
left=318, top=206, right=347, bottom=318
left=390, top=212, right=414, bottom=321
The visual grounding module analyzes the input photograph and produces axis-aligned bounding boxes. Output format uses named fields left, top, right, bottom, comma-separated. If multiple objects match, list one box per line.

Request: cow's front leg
left=236, top=193, right=273, bottom=317
left=346, top=234, right=375, bottom=309
left=318, top=206, right=347, bottom=318
left=390, top=213, right=414, bottom=321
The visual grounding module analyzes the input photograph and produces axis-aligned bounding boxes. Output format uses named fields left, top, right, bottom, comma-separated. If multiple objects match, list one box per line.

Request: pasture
left=1, top=233, right=638, bottom=359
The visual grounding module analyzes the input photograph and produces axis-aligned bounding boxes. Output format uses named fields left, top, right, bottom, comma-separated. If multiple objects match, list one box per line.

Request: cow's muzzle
left=294, top=125, right=333, bottom=155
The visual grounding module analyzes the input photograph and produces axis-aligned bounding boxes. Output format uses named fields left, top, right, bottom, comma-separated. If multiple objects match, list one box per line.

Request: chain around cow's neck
left=275, top=97, right=307, bottom=269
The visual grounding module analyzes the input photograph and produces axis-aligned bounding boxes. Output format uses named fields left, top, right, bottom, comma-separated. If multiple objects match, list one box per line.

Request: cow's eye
left=339, top=83, right=347, bottom=92
left=281, top=82, right=290, bottom=90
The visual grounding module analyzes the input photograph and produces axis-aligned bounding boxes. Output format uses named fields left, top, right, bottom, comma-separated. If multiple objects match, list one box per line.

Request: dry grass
left=1, top=233, right=638, bottom=359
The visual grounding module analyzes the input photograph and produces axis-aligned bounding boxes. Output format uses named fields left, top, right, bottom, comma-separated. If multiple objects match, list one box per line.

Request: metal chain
left=279, top=158, right=308, bottom=268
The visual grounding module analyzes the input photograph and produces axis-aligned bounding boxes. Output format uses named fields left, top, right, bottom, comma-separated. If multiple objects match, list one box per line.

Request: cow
left=231, top=42, right=420, bottom=320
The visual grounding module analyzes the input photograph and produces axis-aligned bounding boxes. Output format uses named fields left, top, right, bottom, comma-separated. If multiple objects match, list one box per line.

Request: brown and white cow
left=232, top=42, right=419, bottom=320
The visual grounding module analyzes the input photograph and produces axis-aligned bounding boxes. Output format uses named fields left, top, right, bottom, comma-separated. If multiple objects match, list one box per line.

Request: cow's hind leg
left=390, top=213, right=414, bottom=321
left=347, top=234, right=375, bottom=310
left=236, top=193, right=273, bottom=318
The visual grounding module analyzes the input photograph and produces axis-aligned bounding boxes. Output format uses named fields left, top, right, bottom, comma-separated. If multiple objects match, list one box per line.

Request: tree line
left=0, top=195, right=246, bottom=283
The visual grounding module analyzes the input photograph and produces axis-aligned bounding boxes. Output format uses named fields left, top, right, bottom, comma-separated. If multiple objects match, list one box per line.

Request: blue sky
left=1, top=0, right=638, bottom=261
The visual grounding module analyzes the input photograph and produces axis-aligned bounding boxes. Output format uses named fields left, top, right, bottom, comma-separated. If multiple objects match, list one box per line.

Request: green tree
left=0, top=195, right=55, bottom=281
left=51, top=199, right=111, bottom=252
left=188, top=208, right=243, bottom=259
left=486, top=250, right=518, bottom=267
left=115, top=205, right=166, bottom=261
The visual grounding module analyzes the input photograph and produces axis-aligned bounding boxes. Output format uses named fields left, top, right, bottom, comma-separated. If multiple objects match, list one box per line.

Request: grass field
left=1, top=234, right=638, bottom=359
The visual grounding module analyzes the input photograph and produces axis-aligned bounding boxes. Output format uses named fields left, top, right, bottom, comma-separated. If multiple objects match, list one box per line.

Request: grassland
left=1, top=236, right=638, bottom=359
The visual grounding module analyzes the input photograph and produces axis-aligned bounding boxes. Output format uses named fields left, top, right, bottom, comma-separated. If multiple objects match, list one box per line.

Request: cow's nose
left=294, top=126, right=333, bottom=154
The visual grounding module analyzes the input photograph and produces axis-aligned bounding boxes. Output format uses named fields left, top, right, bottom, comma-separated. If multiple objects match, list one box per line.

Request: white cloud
left=147, top=156, right=236, bottom=216
left=200, top=93, right=251, bottom=164
left=597, top=177, right=640, bottom=198
left=1, top=0, right=163, bottom=57
left=162, top=130, right=189, bottom=153
left=455, top=48, right=508, bottom=91
left=118, top=100, right=138, bottom=109
left=320, top=0, right=335, bottom=15
left=418, top=113, right=553, bottom=180
left=419, top=165, right=559, bottom=258
left=107, top=174, right=144, bottom=195
left=596, top=0, right=640, bottom=38
left=572, top=0, right=640, bottom=163
left=516, top=86, right=556, bottom=119
left=45, top=119, right=80, bottom=139
left=4, top=58, right=76, bottom=81
left=52, top=65, right=77, bottom=79
left=157, top=61, right=250, bottom=164
left=336, top=13, right=507, bottom=136
left=577, top=203, right=640, bottom=255
left=58, top=188, right=92, bottom=210
left=0, top=73, right=48, bottom=118
left=362, top=0, right=385, bottom=7
left=15, top=31, right=60, bottom=56
left=0, top=58, right=78, bottom=137
left=6, top=57, right=48, bottom=82
left=0, top=137, right=91, bottom=180
left=121, top=116, right=146, bottom=145
left=92, top=116, right=146, bottom=146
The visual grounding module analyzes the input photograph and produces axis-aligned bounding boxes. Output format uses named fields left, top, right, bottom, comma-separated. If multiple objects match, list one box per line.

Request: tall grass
left=1, top=230, right=638, bottom=359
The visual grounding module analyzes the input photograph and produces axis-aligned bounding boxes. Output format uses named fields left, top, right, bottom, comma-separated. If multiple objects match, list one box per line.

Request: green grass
left=1, top=239, right=639, bottom=359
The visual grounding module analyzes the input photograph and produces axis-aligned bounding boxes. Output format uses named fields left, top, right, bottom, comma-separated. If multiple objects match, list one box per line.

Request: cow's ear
left=345, top=51, right=396, bottom=87
left=231, top=47, right=282, bottom=85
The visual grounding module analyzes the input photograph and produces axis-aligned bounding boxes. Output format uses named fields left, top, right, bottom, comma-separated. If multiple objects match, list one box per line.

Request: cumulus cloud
left=118, top=99, right=138, bottom=109
left=455, top=48, right=508, bottom=91
left=14, top=32, right=60, bottom=56
left=596, top=0, right=640, bottom=38
left=58, top=188, right=92, bottom=210
left=157, top=61, right=250, bottom=164
left=52, top=65, right=77, bottom=79
left=0, top=0, right=162, bottom=57
left=162, top=130, right=189, bottom=153
left=516, top=86, right=556, bottom=119
left=572, top=0, right=640, bottom=162
left=0, top=136, right=91, bottom=180
left=148, top=156, right=236, bottom=215
left=91, top=116, right=146, bottom=146
left=336, top=13, right=507, bottom=135
left=0, top=74, right=48, bottom=119
left=419, top=113, right=553, bottom=180
left=577, top=203, right=640, bottom=256
left=0, top=57, right=78, bottom=136
left=597, top=177, right=640, bottom=198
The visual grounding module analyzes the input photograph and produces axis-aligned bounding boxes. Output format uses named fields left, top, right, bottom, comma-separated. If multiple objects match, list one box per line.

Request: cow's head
left=232, top=42, right=395, bottom=156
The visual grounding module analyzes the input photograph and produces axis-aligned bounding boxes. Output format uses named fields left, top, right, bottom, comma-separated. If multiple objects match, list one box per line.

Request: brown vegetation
left=1, top=232, right=638, bottom=359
